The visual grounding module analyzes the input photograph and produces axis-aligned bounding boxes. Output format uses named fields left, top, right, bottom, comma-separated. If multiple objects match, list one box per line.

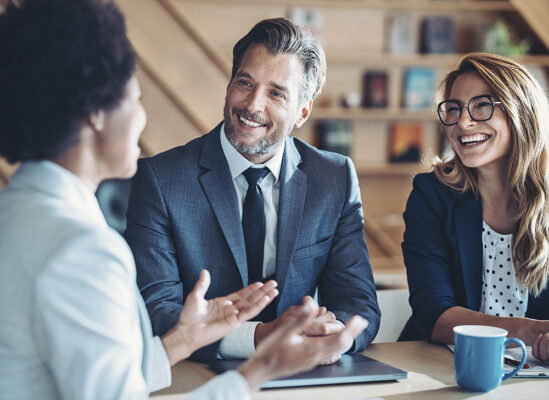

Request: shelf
left=312, top=107, right=437, bottom=121
left=355, top=162, right=431, bottom=176
left=326, top=53, right=549, bottom=67
left=179, top=0, right=515, bottom=12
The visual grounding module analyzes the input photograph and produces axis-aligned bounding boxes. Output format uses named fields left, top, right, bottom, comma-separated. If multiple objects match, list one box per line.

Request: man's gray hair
left=231, top=18, right=327, bottom=104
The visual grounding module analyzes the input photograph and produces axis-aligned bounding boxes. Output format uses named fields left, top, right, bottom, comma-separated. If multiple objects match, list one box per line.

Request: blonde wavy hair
left=434, top=53, right=549, bottom=296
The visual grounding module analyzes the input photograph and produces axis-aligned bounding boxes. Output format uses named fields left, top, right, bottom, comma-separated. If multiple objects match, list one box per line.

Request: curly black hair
left=0, top=0, right=136, bottom=163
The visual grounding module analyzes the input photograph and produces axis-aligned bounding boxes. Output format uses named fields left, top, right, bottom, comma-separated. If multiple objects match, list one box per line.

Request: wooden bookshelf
left=177, top=0, right=515, bottom=12
left=326, top=53, right=549, bottom=67
left=312, top=107, right=437, bottom=121
left=355, top=162, right=431, bottom=176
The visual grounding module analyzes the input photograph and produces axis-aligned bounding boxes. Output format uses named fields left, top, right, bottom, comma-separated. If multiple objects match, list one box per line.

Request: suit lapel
left=454, top=193, right=483, bottom=311
left=275, top=138, right=306, bottom=305
left=198, top=126, right=248, bottom=286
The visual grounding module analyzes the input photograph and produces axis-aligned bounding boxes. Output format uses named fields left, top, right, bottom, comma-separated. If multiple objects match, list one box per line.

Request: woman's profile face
left=445, top=72, right=511, bottom=173
left=98, top=75, right=146, bottom=179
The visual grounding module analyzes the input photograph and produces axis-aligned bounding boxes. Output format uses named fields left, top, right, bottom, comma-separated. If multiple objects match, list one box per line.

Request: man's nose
left=246, top=88, right=267, bottom=113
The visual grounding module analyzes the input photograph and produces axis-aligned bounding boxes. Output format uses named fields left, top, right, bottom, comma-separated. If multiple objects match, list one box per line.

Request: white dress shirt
left=218, top=124, right=284, bottom=359
left=0, top=161, right=250, bottom=399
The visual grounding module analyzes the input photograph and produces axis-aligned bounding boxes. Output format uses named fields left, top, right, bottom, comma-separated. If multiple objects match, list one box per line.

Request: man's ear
left=88, top=111, right=105, bottom=132
left=295, top=99, right=313, bottom=128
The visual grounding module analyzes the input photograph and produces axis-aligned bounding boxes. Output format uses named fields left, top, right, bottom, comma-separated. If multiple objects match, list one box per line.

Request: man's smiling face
left=223, top=44, right=310, bottom=163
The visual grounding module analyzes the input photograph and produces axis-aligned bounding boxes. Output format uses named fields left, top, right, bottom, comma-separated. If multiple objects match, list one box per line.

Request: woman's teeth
left=460, top=134, right=489, bottom=145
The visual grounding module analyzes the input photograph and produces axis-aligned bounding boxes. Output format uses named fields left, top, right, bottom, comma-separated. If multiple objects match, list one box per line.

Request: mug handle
left=502, top=337, right=527, bottom=381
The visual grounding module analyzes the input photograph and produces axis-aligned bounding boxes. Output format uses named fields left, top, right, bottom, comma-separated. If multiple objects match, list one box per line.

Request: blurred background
left=1, top=0, right=548, bottom=297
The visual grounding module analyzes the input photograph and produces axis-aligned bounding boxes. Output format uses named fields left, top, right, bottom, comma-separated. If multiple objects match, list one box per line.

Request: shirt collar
left=219, top=123, right=284, bottom=183
left=10, top=160, right=107, bottom=227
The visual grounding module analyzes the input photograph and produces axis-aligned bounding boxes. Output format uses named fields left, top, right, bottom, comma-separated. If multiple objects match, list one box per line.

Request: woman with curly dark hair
left=0, top=1, right=365, bottom=398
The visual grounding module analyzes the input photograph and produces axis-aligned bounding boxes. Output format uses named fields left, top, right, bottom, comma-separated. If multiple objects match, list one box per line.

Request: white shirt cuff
left=186, top=370, right=251, bottom=400
left=148, top=336, right=172, bottom=393
left=337, top=320, right=354, bottom=354
left=218, top=321, right=261, bottom=359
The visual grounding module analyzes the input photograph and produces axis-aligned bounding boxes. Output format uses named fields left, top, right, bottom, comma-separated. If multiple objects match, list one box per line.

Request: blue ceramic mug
left=453, top=325, right=527, bottom=392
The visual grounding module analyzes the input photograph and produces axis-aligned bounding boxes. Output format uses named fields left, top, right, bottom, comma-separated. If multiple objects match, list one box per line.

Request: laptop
left=209, top=353, right=408, bottom=389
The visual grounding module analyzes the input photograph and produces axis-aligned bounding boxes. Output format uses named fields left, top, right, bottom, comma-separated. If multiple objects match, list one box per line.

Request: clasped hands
left=161, top=270, right=367, bottom=390
left=254, top=297, right=351, bottom=365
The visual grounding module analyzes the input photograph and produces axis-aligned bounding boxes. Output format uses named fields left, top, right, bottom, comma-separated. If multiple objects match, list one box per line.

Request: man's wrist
left=254, top=321, right=273, bottom=347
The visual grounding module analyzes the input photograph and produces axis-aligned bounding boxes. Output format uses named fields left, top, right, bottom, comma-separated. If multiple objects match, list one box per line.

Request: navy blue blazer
left=125, top=124, right=380, bottom=361
left=399, top=172, right=549, bottom=341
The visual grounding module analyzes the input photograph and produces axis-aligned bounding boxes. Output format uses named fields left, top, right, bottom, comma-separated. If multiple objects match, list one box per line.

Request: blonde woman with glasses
left=399, top=53, right=549, bottom=362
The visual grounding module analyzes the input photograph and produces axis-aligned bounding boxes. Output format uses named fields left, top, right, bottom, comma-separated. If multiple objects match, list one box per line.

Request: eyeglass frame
left=437, top=95, right=502, bottom=126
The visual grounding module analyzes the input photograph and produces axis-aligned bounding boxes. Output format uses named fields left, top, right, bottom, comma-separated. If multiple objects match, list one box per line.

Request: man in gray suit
left=126, top=18, right=380, bottom=362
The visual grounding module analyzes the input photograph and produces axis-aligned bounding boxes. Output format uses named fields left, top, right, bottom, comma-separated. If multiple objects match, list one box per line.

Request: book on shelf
left=388, top=122, right=423, bottom=163
left=402, top=67, right=436, bottom=110
left=361, top=70, right=389, bottom=108
left=385, top=12, right=417, bottom=55
left=420, top=16, right=456, bottom=54
left=316, top=119, right=353, bottom=157
left=288, top=7, right=324, bottom=45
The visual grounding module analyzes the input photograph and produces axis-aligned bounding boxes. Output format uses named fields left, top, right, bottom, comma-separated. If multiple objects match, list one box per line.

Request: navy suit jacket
left=399, top=172, right=549, bottom=341
left=125, top=124, right=380, bottom=361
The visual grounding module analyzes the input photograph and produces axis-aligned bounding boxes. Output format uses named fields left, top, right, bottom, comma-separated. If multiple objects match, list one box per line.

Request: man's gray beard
left=225, top=126, right=281, bottom=155
left=224, top=114, right=286, bottom=155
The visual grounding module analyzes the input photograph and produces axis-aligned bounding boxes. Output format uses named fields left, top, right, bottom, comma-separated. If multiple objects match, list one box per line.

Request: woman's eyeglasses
left=437, top=95, right=502, bottom=126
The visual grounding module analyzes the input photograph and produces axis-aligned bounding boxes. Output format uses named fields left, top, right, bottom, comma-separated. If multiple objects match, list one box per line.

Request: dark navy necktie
left=242, top=167, right=269, bottom=283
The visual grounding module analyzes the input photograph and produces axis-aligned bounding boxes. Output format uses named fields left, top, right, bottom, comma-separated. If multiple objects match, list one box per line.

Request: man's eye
left=238, top=80, right=251, bottom=87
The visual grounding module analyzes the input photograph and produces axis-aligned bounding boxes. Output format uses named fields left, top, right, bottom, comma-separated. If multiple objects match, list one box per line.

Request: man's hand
left=161, top=270, right=278, bottom=365
left=254, top=296, right=345, bottom=364
left=238, top=297, right=368, bottom=391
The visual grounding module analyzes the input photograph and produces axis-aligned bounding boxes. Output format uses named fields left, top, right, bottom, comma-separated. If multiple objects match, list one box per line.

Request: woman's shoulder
left=406, top=171, right=475, bottom=219
left=411, top=171, right=458, bottom=199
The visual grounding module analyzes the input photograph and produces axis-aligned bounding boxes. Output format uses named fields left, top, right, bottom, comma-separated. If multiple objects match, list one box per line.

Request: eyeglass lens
left=438, top=96, right=494, bottom=125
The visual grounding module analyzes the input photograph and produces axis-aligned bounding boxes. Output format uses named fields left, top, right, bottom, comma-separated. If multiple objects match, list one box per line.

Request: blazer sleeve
left=317, top=157, right=380, bottom=351
left=125, top=158, right=183, bottom=337
left=401, top=173, right=458, bottom=341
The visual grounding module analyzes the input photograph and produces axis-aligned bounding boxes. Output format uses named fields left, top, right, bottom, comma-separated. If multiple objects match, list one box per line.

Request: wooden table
left=153, top=341, right=549, bottom=399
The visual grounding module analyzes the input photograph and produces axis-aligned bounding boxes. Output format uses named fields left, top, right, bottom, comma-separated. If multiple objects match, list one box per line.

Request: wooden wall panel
left=117, top=0, right=228, bottom=133
left=136, top=67, right=202, bottom=155
left=179, top=1, right=286, bottom=59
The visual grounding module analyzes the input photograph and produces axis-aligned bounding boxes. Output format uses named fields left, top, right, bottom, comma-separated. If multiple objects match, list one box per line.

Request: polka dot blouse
left=479, top=221, right=528, bottom=317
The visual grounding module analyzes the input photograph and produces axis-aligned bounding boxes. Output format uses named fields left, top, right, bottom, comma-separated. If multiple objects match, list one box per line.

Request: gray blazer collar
left=198, top=124, right=249, bottom=285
